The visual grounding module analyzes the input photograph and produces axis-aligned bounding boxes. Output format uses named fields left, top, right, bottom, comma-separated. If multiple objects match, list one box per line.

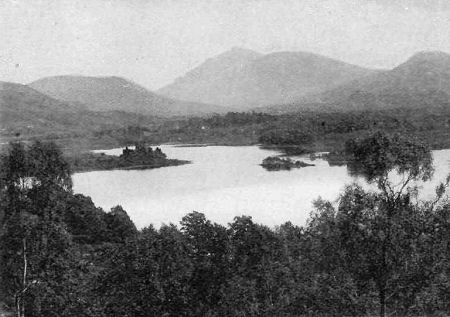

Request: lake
left=72, top=145, right=450, bottom=229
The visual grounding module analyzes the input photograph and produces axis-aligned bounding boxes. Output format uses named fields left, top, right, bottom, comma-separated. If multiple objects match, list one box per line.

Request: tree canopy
left=0, top=139, right=449, bottom=317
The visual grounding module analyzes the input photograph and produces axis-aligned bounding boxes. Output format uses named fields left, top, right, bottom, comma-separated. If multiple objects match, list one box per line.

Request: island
left=68, top=143, right=190, bottom=173
left=261, top=156, right=314, bottom=171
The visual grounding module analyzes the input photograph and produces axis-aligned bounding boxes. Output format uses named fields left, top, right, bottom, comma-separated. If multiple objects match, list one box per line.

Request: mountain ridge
left=157, top=47, right=379, bottom=108
left=258, top=50, right=450, bottom=113
left=0, top=80, right=160, bottom=141
left=29, top=75, right=228, bottom=117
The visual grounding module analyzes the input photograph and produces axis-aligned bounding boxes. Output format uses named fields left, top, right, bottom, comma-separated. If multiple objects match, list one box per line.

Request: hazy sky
left=1, top=0, right=450, bottom=89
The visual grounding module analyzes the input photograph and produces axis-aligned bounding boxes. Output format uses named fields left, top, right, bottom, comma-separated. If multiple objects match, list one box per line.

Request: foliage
left=345, top=131, right=433, bottom=183
left=0, top=141, right=74, bottom=316
left=261, top=156, right=314, bottom=171
left=67, top=144, right=189, bottom=173
left=0, top=139, right=449, bottom=316
left=259, top=129, right=314, bottom=146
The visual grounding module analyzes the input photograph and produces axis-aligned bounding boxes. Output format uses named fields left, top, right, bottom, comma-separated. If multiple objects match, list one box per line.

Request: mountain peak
left=406, top=51, right=450, bottom=64
left=394, top=51, right=450, bottom=76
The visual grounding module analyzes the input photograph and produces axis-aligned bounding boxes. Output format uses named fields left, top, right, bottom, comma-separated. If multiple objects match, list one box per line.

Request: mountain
left=306, top=51, right=450, bottom=111
left=0, top=81, right=158, bottom=139
left=1, top=81, right=83, bottom=135
left=29, top=76, right=227, bottom=117
left=157, top=47, right=263, bottom=106
left=157, top=47, right=378, bottom=108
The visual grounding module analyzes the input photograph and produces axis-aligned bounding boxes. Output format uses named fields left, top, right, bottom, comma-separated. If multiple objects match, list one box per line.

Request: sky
left=1, top=0, right=450, bottom=90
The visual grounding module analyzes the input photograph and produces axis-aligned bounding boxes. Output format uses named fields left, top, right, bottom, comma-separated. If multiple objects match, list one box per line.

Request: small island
left=261, top=156, right=314, bottom=171
left=68, top=142, right=190, bottom=172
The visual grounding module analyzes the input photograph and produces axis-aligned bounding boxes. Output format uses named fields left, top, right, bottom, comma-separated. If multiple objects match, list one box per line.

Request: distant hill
left=0, top=81, right=158, bottom=139
left=157, top=47, right=378, bottom=108
left=263, top=51, right=450, bottom=113
left=1, top=81, right=83, bottom=135
left=29, top=75, right=227, bottom=117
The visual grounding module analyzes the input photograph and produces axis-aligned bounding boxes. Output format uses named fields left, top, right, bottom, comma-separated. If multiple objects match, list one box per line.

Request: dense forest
left=7, top=106, right=450, bottom=156
left=146, top=107, right=450, bottom=151
left=0, top=134, right=449, bottom=317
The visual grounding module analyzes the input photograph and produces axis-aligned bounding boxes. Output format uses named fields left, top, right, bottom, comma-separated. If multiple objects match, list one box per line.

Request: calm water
left=72, top=145, right=450, bottom=228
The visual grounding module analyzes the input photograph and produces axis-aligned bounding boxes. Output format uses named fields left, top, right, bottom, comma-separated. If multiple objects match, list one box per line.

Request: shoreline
left=71, top=159, right=191, bottom=174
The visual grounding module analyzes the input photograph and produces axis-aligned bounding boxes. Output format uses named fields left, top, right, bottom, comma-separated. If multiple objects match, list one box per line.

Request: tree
left=180, top=212, right=230, bottom=315
left=0, top=141, right=73, bottom=317
left=300, top=199, right=368, bottom=316
left=64, top=194, right=108, bottom=244
left=97, top=224, right=193, bottom=317
left=104, top=205, right=137, bottom=243
left=338, top=132, right=439, bottom=317
left=227, top=216, right=287, bottom=316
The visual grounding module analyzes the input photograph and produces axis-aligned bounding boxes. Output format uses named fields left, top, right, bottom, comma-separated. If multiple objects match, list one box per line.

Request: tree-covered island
left=261, top=156, right=314, bottom=171
left=67, top=142, right=190, bottom=172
